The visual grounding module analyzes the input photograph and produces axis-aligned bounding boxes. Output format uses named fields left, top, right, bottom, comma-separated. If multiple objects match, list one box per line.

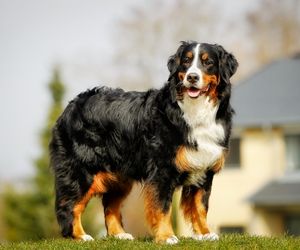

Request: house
left=182, top=54, right=300, bottom=237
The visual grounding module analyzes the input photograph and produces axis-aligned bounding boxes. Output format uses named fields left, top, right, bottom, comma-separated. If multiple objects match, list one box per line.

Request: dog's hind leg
left=55, top=181, right=94, bottom=241
left=55, top=171, right=119, bottom=241
left=102, top=179, right=134, bottom=240
left=71, top=189, right=95, bottom=241
left=72, top=172, right=121, bottom=241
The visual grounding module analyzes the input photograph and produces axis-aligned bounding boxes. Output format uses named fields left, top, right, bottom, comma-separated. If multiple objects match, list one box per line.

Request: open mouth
left=187, top=85, right=210, bottom=98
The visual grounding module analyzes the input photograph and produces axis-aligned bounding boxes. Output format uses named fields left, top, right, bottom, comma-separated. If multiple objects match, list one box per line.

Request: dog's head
left=168, top=41, right=238, bottom=102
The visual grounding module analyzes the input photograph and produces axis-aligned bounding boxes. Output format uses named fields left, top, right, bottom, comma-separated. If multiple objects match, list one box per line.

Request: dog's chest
left=178, top=96, right=225, bottom=185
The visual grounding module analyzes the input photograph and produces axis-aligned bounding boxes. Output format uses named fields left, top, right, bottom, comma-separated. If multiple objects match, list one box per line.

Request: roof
left=248, top=173, right=300, bottom=207
left=231, top=56, right=300, bottom=127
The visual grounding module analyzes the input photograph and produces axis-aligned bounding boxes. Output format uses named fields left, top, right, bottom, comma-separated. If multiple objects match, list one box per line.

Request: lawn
left=1, top=235, right=300, bottom=250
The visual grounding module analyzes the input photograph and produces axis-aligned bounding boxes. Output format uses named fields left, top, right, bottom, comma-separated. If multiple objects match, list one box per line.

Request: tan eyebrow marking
left=186, top=51, right=193, bottom=58
left=201, top=53, right=208, bottom=60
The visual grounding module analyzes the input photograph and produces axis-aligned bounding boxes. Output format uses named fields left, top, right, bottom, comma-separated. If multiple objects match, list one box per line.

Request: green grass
left=1, top=235, right=300, bottom=250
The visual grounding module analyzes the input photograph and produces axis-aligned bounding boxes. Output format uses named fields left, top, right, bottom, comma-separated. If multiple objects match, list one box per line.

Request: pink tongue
left=187, top=88, right=201, bottom=98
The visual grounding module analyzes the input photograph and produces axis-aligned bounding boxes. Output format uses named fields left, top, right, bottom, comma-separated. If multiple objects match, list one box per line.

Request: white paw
left=203, top=232, right=219, bottom=241
left=114, top=232, right=134, bottom=240
left=166, top=235, right=179, bottom=245
left=192, top=232, right=219, bottom=241
left=79, top=234, right=94, bottom=241
left=192, top=234, right=204, bottom=240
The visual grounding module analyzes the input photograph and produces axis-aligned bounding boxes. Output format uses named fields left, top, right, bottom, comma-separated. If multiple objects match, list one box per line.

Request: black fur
left=50, top=41, right=238, bottom=238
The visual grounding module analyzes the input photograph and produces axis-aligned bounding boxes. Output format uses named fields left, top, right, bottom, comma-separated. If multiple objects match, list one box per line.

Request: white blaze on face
left=183, top=43, right=204, bottom=89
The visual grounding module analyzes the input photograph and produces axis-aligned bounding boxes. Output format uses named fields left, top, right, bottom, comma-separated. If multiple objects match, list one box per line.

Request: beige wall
left=123, top=184, right=149, bottom=237
left=211, top=128, right=285, bottom=235
left=248, top=208, right=284, bottom=236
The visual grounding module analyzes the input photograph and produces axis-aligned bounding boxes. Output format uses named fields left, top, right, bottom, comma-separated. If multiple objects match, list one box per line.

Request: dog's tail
left=49, top=125, right=77, bottom=238
left=54, top=185, right=77, bottom=238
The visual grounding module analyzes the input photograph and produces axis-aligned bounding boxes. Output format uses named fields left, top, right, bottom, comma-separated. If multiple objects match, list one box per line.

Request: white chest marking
left=178, top=95, right=225, bottom=185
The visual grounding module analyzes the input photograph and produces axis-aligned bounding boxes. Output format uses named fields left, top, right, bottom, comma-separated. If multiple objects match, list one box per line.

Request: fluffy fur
left=49, top=41, right=238, bottom=243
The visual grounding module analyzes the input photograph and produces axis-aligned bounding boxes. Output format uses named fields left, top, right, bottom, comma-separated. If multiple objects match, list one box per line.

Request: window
left=285, top=135, right=300, bottom=171
left=226, top=138, right=241, bottom=168
left=220, top=226, right=245, bottom=234
left=285, top=215, right=300, bottom=236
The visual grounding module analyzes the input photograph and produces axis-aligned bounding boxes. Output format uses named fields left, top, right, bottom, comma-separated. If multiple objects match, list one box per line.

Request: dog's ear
left=215, top=44, right=238, bottom=84
left=167, top=55, right=179, bottom=81
left=167, top=41, right=187, bottom=81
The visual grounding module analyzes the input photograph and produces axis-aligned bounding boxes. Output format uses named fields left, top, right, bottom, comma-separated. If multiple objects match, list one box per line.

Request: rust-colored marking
left=203, top=74, right=219, bottom=86
left=202, top=73, right=220, bottom=103
left=178, top=72, right=186, bottom=81
left=181, top=189, right=210, bottom=235
left=175, top=146, right=200, bottom=172
left=72, top=190, right=92, bottom=239
left=144, top=185, right=174, bottom=243
left=91, top=172, right=118, bottom=193
left=175, top=146, right=191, bottom=172
left=211, top=152, right=226, bottom=173
left=176, top=147, right=226, bottom=173
left=72, top=172, right=118, bottom=239
left=194, top=189, right=210, bottom=234
left=201, top=53, right=209, bottom=60
left=73, top=205, right=86, bottom=239
left=186, top=51, right=193, bottom=59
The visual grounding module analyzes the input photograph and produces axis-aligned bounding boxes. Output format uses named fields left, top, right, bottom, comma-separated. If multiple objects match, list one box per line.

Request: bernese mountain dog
left=50, top=41, right=238, bottom=244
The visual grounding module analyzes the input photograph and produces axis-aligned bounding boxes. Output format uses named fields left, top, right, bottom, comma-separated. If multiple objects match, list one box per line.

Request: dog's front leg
left=181, top=170, right=219, bottom=241
left=143, top=183, right=178, bottom=244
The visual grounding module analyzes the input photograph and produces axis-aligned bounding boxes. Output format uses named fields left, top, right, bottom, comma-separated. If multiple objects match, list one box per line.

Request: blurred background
left=0, top=0, right=300, bottom=242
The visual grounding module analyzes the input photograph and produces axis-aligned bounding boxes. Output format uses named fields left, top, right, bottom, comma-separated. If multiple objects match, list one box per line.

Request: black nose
left=187, top=73, right=200, bottom=83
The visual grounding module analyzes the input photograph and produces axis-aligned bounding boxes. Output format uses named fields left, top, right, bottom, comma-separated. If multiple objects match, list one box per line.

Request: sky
left=0, top=0, right=256, bottom=182
left=0, top=0, right=139, bottom=181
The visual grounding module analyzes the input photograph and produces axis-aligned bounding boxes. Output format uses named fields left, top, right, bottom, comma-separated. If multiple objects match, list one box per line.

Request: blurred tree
left=31, top=68, right=65, bottom=237
left=2, top=68, right=64, bottom=241
left=2, top=69, right=103, bottom=241
left=247, top=0, right=300, bottom=65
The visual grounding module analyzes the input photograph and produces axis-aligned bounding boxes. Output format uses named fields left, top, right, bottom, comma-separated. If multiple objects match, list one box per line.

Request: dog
left=49, top=41, right=238, bottom=244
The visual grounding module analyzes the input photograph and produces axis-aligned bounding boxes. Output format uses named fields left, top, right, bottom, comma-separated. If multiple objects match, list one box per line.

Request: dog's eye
left=182, top=57, right=191, bottom=64
left=203, top=59, right=214, bottom=67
